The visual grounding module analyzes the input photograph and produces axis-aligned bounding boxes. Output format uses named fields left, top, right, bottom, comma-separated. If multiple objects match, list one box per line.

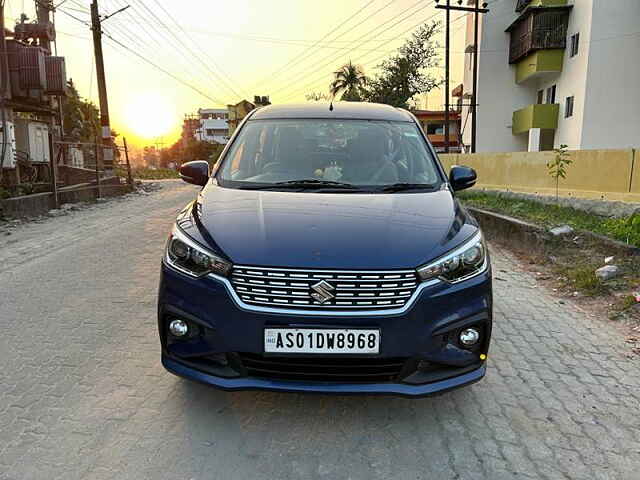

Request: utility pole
left=444, top=0, right=450, bottom=153
left=0, top=1, right=15, bottom=184
left=35, top=0, right=52, bottom=53
left=436, top=0, right=489, bottom=154
left=90, top=0, right=112, bottom=172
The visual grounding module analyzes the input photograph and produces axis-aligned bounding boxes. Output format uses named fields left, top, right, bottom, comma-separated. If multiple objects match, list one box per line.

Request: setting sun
left=124, top=92, right=175, bottom=140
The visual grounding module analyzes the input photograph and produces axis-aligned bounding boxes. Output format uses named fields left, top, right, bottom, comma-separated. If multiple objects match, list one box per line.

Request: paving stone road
left=0, top=180, right=638, bottom=480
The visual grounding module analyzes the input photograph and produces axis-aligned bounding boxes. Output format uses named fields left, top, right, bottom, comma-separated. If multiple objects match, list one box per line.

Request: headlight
left=165, top=225, right=232, bottom=278
left=417, top=231, right=486, bottom=283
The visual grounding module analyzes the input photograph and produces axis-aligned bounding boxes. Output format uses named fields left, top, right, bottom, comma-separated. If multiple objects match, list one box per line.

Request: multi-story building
left=227, top=96, right=270, bottom=136
left=197, top=108, right=229, bottom=144
left=412, top=109, right=462, bottom=153
left=461, top=0, right=640, bottom=153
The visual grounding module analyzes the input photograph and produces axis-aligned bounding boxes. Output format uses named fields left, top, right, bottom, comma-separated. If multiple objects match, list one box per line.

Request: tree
left=547, top=144, right=572, bottom=202
left=305, top=91, right=331, bottom=102
left=366, top=22, right=441, bottom=108
left=329, top=61, right=367, bottom=101
left=62, top=79, right=100, bottom=142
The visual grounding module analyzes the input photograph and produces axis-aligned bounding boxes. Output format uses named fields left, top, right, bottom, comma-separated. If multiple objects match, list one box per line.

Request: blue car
left=158, top=102, right=492, bottom=397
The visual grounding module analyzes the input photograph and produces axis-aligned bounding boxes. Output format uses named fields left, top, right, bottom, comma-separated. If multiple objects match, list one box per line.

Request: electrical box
left=6, top=40, right=47, bottom=97
left=69, top=146, right=84, bottom=168
left=45, top=56, right=67, bottom=96
left=14, top=119, right=50, bottom=164
left=0, top=121, right=17, bottom=169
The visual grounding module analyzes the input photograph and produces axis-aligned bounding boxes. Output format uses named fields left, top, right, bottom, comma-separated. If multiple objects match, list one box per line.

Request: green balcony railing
left=515, top=49, right=564, bottom=83
left=512, top=103, right=559, bottom=135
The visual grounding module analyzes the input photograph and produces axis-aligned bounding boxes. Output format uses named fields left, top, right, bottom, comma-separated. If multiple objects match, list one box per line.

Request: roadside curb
left=467, top=206, right=640, bottom=257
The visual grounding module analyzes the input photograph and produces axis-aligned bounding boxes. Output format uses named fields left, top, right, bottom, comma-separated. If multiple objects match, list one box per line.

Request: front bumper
left=158, top=262, right=492, bottom=397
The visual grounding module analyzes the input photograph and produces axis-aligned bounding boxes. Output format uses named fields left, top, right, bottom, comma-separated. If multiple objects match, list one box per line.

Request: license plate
left=264, top=328, right=380, bottom=354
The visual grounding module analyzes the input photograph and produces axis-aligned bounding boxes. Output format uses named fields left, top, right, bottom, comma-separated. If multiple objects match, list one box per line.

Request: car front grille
left=230, top=265, right=419, bottom=310
left=238, top=353, right=408, bottom=383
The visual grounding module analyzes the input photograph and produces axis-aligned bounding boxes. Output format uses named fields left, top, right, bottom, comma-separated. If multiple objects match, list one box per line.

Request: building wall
left=198, top=108, right=229, bottom=144
left=580, top=0, right=640, bottom=150
left=469, top=0, right=640, bottom=153
left=535, top=0, right=593, bottom=149
left=472, top=1, right=530, bottom=153
left=440, top=148, right=640, bottom=202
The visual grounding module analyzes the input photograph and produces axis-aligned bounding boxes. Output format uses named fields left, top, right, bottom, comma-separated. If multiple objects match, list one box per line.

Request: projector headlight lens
left=165, top=226, right=232, bottom=278
left=417, top=231, right=486, bottom=283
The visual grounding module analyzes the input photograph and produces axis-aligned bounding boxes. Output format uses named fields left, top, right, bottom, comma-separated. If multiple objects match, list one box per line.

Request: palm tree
left=330, top=61, right=367, bottom=101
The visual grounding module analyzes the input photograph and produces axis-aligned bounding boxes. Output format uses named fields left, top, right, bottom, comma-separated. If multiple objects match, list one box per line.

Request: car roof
left=249, top=102, right=414, bottom=122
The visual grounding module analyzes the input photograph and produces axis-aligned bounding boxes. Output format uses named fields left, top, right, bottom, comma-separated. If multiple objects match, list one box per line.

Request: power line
left=133, top=0, right=244, bottom=101
left=274, top=0, right=437, bottom=99
left=277, top=2, right=439, bottom=101
left=280, top=11, right=466, bottom=102
left=100, top=0, right=235, bottom=102
left=153, top=0, right=246, bottom=97
left=248, top=0, right=379, bottom=93
left=261, top=0, right=403, bottom=94
left=56, top=6, right=227, bottom=105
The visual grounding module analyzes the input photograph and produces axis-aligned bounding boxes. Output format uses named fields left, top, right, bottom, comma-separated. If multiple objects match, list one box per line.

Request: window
left=570, top=33, right=580, bottom=57
left=206, top=128, right=227, bottom=136
left=218, top=119, right=442, bottom=189
left=565, top=96, right=574, bottom=118
left=537, top=90, right=544, bottom=104
left=426, top=123, right=445, bottom=135
left=546, top=85, right=556, bottom=104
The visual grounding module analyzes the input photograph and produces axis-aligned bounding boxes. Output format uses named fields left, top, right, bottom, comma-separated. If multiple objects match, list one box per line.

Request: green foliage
left=307, top=22, right=441, bottom=108
left=602, top=213, right=640, bottom=247
left=330, top=61, right=367, bottom=101
left=62, top=80, right=100, bottom=142
left=459, top=191, right=640, bottom=247
left=155, top=138, right=225, bottom=169
left=365, top=22, right=441, bottom=108
left=547, top=144, right=572, bottom=201
left=560, top=264, right=608, bottom=296
left=305, top=92, right=330, bottom=102
left=0, top=186, right=10, bottom=200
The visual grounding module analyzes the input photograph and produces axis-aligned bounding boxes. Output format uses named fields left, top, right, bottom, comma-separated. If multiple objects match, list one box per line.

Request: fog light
left=169, top=319, right=188, bottom=337
left=459, top=327, right=480, bottom=346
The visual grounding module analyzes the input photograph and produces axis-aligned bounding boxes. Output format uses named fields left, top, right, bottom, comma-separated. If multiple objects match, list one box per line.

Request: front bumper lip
left=162, top=355, right=487, bottom=398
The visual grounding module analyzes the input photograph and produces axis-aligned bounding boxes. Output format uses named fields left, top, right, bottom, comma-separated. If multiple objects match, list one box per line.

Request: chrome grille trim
left=230, top=266, right=420, bottom=311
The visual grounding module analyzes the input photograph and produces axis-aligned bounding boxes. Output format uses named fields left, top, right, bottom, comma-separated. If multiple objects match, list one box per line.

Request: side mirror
left=449, top=165, right=477, bottom=191
left=179, top=161, right=210, bottom=187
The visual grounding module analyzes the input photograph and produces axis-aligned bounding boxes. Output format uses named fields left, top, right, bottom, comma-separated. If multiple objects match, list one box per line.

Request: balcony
left=512, top=103, right=559, bottom=135
left=515, top=49, right=564, bottom=84
left=506, top=5, right=572, bottom=64
left=516, top=0, right=569, bottom=13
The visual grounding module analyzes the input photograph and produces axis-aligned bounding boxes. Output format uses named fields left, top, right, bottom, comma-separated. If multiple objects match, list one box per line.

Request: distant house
left=227, top=96, right=271, bottom=136
left=412, top=110, right=462, bottom=153
left=197, top=108, right=229, bottom=144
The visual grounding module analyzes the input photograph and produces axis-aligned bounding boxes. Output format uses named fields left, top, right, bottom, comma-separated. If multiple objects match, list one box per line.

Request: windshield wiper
left=234, top=179, right=358, bottom=191
left=379, top=183, right=436, bottom=192
left=274, top=179, right=357, bottom=189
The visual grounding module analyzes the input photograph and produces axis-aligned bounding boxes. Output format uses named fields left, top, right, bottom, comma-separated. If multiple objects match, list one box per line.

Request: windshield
left=217, top=119, right=443, bottom=191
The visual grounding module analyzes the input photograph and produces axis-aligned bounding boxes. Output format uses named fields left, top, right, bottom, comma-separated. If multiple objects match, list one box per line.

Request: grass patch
left=116, top=167, right=179, bottom=180
left=459, top=191, right=640, bottom=247
left=558, top=264, right=609, bottom=296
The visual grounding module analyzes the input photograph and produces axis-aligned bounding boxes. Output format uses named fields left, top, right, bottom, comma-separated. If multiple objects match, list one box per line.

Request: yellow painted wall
left=631, top=149, right=639, bottom=196
left=440, top=149, right=640, bottom=203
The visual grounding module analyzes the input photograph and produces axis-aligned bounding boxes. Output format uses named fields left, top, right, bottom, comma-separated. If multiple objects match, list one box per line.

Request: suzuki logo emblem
left=310, top=280, right=335, bottom=304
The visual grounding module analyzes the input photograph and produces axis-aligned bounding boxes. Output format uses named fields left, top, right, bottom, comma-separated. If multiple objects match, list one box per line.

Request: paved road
left=1, top=180, right=638, bottom=480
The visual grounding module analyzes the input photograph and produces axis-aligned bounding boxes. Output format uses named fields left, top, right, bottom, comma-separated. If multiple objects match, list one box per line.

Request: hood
left=191, top=185, right=477, bottom=270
